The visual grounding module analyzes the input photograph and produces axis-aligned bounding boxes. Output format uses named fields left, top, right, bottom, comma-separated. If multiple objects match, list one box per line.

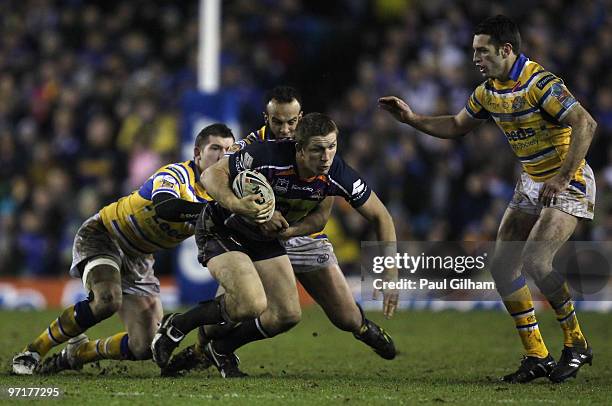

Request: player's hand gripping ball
left=232, top=169, right=275, bottom=222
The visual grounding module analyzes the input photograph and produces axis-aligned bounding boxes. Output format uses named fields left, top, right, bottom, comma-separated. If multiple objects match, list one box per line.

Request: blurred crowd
left=1, top=0, right=611, bottom=276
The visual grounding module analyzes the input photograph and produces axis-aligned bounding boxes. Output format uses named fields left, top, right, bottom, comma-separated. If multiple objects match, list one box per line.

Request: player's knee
left=89, top=285, right=122, bottom=319
left=521, top=252, right=550, bottom=280
left=271, top=306, right=301, bottom=333
left=231, top=296, right=267, bottom=321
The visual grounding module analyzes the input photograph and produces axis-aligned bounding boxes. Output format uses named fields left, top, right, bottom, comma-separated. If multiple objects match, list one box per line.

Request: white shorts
left=509, top=164, right=595, bottom=219
left=283, top=236, right=338, bottom=273
left=69, top=214, right=160, bottom=296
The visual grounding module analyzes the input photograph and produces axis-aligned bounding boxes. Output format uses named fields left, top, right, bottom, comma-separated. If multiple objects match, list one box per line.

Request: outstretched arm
left=378, top=96, right=483, bottom=139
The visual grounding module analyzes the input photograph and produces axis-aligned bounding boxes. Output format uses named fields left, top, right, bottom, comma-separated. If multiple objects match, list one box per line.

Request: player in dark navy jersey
left=151, top=113, right=399, bottom=377
left=163, top=87, right=397, bottom=378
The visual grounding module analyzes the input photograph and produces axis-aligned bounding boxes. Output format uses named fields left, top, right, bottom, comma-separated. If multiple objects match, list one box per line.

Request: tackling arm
left=152, top=194, right=206, bottom=222
left=279, top=196, right=334, bottom=239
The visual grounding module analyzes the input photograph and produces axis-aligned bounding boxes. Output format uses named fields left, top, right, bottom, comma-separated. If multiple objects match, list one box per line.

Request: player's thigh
left=496, top=207, right=539, bottom=241
left=117, top=294, right=163, bottom=357
left=297, top=264, right=361, bottom=331
left=254, top=255, right=300, bottom=318
left=522, top=208, right=578, bottom=274
left=208, top=251, right=267, bottom=314
left=297, top=264, right=356, bottom=315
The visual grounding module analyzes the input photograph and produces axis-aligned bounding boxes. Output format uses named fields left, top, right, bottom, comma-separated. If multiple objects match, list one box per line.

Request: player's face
left=472, top=34, right=506, bottom=79
left=194, top=135, right=234, bottom=173
left=265, top=99, right=302, bottom=140
left=299, top=132, right=337, bottom=176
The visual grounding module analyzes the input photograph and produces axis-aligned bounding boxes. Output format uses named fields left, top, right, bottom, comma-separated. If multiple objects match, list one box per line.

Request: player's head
left=472, top=15, right=521, bottom=79
left=294, top=113, right=338, bottom=176
left=264, top=86, right=303, bottom=140
left=194, top=123, right=235, bottom=173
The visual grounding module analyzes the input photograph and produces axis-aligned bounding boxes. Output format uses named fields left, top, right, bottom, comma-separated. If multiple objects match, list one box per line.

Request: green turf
left=0, top=307, right=610, bottom=405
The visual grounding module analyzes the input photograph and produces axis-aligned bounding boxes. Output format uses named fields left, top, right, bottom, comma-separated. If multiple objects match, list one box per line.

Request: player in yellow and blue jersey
left=12, top=124, right=235, bottom=375
left=379, top=15, right=597, bottom=383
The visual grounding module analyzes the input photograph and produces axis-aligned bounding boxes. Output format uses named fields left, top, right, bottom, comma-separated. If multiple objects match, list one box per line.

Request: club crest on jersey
left=273, top=178, right=290, bottom=194
left=512, top=96, right=525, bottom=111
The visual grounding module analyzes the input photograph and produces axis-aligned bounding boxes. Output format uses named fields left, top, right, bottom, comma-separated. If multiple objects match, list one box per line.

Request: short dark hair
left=474, top=15, right=521, bottom=53
left=295, top=113, right=338, bottom=149
left=195, top=123, right=234, bottom=148
left=265, top=86, right=302, bottom=106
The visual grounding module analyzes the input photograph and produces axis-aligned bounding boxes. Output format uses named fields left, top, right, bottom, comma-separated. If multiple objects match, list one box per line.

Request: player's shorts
left=509, top=164, right=595, bottom=219
left=283, top=236, right=338, bottom=273
left=69, top=214, right=160, bottom=296
left=196, top=205, right=286, bottom=266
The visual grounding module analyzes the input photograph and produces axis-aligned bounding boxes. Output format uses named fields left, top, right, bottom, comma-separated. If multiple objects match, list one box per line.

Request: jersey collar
left=508, top=53, right=528, bottom=82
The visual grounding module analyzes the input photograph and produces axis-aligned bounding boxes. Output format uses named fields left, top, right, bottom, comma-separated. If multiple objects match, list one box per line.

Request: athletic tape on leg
left=82, top=257, right=120, bottom=289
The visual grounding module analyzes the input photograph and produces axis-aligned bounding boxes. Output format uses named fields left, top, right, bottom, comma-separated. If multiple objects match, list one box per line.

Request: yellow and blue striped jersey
left=98, top=160, right=211, bottom=254
left=465, top=54, right=586, bottom=187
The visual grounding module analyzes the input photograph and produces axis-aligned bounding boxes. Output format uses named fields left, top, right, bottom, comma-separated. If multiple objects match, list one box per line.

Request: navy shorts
left=195, top=204, right=286, bottom=266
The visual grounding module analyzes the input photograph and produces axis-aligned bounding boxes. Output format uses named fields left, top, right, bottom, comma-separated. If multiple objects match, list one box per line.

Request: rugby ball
left=231, top=169, right=275, bottom=221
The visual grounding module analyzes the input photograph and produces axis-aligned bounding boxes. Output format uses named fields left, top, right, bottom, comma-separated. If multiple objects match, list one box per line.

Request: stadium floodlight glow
left=198, top=0, right=221, bottom=93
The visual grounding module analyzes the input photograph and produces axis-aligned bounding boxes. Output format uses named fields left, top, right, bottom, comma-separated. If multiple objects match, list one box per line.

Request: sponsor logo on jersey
left=504, top=127, right=536, bottom=141
left=352, top=179, right=365, bottom=196
left=291, top=184, right=314, bottom=193
left=536, top=74, right=556, bottom=90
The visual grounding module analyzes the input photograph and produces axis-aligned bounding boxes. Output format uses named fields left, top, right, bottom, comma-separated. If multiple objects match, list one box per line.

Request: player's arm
left=202, top=157, right=273, bottom=222
left=557, top=105, right=597, bottom=180
left=354, top=192, right=399, bottom=319
left=278, top=196, right=335, bottom=239
left=153, top=193, right=206, bottom=222
left=539, top=104, right=597, bottom=206
left=378, top=96, right=483, bottom=139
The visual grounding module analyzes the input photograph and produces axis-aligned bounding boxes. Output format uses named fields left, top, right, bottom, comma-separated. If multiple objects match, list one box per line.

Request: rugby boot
left=353, top=319, right=396, bottom=360
left=151, top=313, right=185, bottom=368
left=549, top=345, right=593, bottom=383
left=202, top=341, right=248, bottom=378
left=501, top=354, right=556, bottom=383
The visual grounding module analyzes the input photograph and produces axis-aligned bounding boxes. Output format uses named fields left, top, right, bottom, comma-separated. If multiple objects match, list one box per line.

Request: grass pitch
left=0, top=307, right=610, bottom=405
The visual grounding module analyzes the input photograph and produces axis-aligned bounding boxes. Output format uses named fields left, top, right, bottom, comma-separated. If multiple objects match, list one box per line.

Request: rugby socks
left=499, top=276, right=549, bottom=358
left=211, top=318, right=269, bottom=355
left=26, top=300, right=97, bottom=357
left=171, top=296, right=229, bottom=335
left=74, top=333, right=135, bottom=362
left=535, top=271, right=587, bottom=349
left=194, top=327, right=207, bottom=357
left=194, top=323, right=236, bottom=356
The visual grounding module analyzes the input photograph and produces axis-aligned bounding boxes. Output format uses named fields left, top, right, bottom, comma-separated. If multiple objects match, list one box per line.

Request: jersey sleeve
left=464, top=84, right=490, bottom=120
left=228, top=140, right=273, bottom=180
left=528, top=72, right=579, bottom=121
left=327, top=156, right=372, bottom=208
left=151, top=171, right=182, bottom=199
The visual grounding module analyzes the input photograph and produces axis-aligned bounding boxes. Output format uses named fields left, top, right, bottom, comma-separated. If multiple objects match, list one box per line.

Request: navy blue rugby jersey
left=229, top=140, right=371, bottom=224
left=206, top=140, right=371, bottom=240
